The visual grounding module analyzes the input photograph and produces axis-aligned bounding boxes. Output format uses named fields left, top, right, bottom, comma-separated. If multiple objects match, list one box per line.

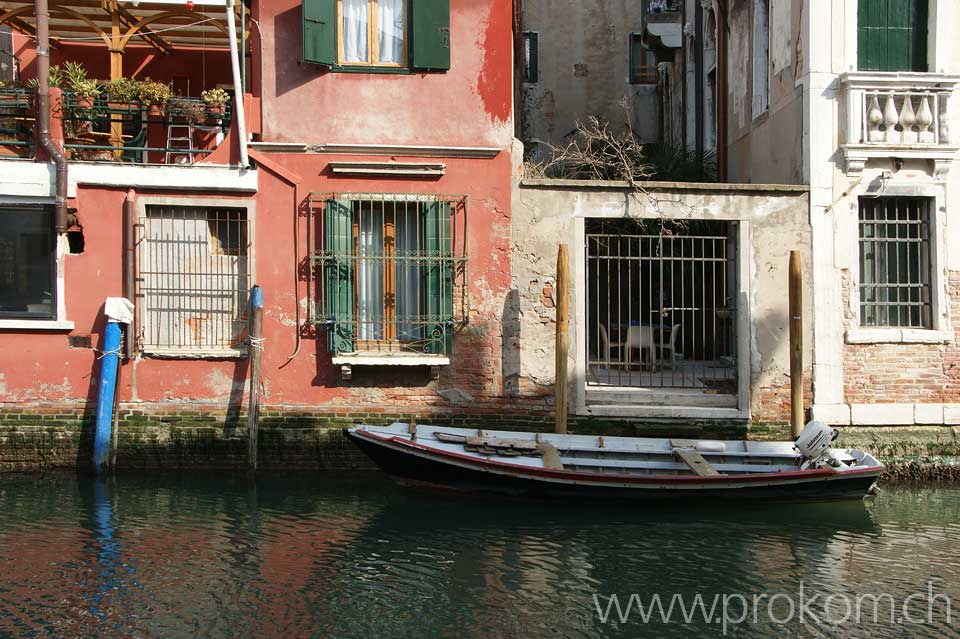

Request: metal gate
left=585, top=219, right=738, bottom=398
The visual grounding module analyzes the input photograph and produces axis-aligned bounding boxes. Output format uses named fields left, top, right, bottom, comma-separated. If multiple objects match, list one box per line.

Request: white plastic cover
left=105, top=297, right=134, bottom=324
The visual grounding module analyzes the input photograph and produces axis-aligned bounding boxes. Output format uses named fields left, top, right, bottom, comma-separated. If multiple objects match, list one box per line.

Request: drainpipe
left=225, top=0, right=249, bottom=169
left=36, top=0, right=68, bottom=232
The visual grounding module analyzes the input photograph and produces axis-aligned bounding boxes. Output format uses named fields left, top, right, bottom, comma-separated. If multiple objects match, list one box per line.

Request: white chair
left=658, top=323, right=681, bottom=369
left=598, top=323, right=625, bottom=368
left=625, top=326, right=657, bottom=370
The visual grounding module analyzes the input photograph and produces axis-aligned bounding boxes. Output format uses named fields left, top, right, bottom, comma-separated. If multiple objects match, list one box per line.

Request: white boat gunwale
left=348, top=423, right=883, bottom=488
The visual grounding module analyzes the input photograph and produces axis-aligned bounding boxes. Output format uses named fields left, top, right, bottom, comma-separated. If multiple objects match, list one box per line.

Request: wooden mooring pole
left=247, top=286, right=264, bottom=471
left=555, top=244, right=569, bottom=434
left=789, top=251, right=803, bottom=438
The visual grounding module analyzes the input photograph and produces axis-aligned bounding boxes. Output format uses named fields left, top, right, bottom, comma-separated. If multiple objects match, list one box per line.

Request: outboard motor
left=795, top=421, right=841, bottom=470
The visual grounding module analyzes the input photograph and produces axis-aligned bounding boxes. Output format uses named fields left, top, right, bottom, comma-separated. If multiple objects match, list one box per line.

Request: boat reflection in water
left=1, top=475, right=957, bottom=639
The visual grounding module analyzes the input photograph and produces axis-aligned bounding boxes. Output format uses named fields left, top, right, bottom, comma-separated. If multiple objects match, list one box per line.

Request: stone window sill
left=332, top=354, right=450, bottom=366
left=845, top=327, right=952, bottom=344
left=0, top=319, right=75, bottom=331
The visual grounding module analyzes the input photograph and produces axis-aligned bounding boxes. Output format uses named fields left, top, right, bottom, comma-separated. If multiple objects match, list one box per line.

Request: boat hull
left=346, top=430, right=881, bottom=502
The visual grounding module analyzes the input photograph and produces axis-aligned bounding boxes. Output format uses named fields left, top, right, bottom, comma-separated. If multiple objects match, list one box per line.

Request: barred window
left=137, top=204, right=251, bottom=356
left=311, top=193, right=467, bottom=358
left=859, top=196, right=932, bottom=328
left=629, top=33, right=657, bottom=84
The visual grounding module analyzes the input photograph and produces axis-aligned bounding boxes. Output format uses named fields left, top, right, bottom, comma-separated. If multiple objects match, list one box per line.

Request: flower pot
left=148, top=103, right=164, bottom=117
left=206, top=103, right=225, bottom=117
left=76, top=96, right=94, bottom=109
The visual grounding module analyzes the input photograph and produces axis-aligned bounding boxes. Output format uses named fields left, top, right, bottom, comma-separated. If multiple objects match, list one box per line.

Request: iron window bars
left=136, top=205, right=251, bottom=355
left=308, top=192, right=468, bottom=357
left=859, top=196, right=932, bottom=329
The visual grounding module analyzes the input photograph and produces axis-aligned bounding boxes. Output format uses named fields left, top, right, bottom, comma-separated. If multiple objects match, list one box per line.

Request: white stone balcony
left=840, top=72, right=960, bottom=178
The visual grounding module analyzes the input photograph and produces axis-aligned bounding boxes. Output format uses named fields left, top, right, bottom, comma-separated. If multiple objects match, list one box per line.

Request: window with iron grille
left=858, top=196, right=932, bottom=328
left=310, top=193, right=467, bottom=357
left=137, top=204, right=251, bottom=356
left=629, top=34, right=658, bottom=85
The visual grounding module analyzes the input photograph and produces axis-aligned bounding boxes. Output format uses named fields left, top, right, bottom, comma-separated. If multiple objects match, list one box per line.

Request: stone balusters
left=864, top=92, right=942, bottom=145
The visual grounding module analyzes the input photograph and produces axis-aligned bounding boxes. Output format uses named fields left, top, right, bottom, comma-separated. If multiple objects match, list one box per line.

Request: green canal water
left=1, top=474, right=958, bottom=639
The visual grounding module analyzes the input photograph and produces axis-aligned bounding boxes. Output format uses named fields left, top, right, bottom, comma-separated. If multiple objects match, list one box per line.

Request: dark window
left=629, top=34, right=657, bottom=84
left=0, top=206, right=54, bottom=319
left=858, top=0, right=928, bottom=72
left=302, top=0, right=450, bottom=72
left=859, top=197, right=932, bottom=328
left=0, top=26, right=14, bottom=83
left=522, top=32, right=539, bottom=84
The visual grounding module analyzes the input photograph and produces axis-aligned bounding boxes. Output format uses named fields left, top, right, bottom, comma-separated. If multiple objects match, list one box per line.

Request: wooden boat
left=345, top=421, right=883, bottom=502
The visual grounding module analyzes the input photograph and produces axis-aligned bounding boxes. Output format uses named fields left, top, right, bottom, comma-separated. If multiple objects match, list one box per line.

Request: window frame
left=337, top=0, right=409, bottom=69
left=0, top=204, right=57, bottom=322
left=628, top=33, right=658, bottom=85
left=134, top=196, right=256, bottom=359
left=313, top=192, right=466, bottom=360
left=857, top=196, right=932, bottom=329
left=521, top=31, right=539, bottom=84
left=751, top=0, right=769, bottom=120
left=846, top=183, right=951, bottom=345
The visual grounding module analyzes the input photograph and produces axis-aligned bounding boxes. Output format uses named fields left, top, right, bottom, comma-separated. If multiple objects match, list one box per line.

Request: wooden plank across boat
left=345, top=422, right=883, bottom=502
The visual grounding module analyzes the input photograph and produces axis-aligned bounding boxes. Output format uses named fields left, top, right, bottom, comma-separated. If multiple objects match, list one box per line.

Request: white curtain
left=341, top=0, right=369, bottom=63
left=395, top=206, right=419, bottom=341
left=378, top=0, right=405, bottom=64
left=357, top=208, right=383, bottom=341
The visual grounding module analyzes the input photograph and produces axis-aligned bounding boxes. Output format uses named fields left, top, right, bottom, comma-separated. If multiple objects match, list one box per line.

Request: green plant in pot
left=26, top=64, right=64, bottom=90
left=63, top=61, right=99, bottom=108
left=201, top=88, right=230, bottom=117
left=169, top=97, right=206, bottom=126
left=137, top=79, right=171, bottom=117
left=103, top=77, right=141, bottom=109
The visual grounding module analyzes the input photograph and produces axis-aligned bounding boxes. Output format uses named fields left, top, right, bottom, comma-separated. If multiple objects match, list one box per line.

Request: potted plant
left=172, top=98, right=207, bottom=126
left=64, top=61, right=99, bottom=108
left=103, top=77, right=141, bottom=110
left=201, top=88, right=230, bottom=117
left=26, top=64, right=63, bottom=90
left=137, top=79, right=171, bottom=117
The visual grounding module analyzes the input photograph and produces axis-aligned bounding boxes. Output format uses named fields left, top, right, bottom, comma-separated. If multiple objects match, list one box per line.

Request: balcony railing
left=60, top=92, right=232, bottom=164
left=0, top=87, right=35, bottom=160
left=840, top=72, right=960, bottom=177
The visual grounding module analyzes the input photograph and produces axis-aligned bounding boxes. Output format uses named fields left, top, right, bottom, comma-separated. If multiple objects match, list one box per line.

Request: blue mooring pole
left=93, top=320, right=122, bottom=474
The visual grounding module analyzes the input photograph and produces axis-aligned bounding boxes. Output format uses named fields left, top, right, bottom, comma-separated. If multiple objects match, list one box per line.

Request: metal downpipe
left=35, top=0, right=69, bottom=232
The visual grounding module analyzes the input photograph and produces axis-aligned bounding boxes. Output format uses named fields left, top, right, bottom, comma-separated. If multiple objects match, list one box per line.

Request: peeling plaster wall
left=511, top=179, right=811, bottom=422
left=519, top=0, right=660, bottom=158
left=725, top=0, right=805, bottom=184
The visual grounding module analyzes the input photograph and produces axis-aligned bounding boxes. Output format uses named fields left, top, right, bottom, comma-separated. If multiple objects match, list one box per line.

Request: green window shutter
left=325, top=199, right=355, bottom=354
left=857, top=0, right=927, bottom=72
left=303, top=0, right=337, bottom=66
left=411, top=0, right=451, bottom=71
left=421, top=201, right=452, bottom=355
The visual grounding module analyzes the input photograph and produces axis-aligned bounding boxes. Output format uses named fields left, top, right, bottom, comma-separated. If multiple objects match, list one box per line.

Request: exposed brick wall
left=750, top=378, right=813, bottom=425
left=841, top=271, right=960, bottom=404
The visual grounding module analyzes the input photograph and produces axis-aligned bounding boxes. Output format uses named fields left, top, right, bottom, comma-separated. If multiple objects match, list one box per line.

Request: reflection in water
left=0, top=475, right=957, bottom=638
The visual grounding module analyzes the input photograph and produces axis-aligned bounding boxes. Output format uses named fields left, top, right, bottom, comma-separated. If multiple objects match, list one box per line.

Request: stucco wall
left=519, top=0, right=660, bottom=157
left=251, top=0, right=513, bottom=148
left=510, top=177, right=812, bottom=422
left=724, top=0, right=804, bottom=184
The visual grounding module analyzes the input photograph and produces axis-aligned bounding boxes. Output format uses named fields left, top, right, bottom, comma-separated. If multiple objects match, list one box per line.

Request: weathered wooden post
left=555, top=244, right=569, bottom=434
left=789, top=251, right=803, bottom=438
left=247, top=286, right=264, bottom=471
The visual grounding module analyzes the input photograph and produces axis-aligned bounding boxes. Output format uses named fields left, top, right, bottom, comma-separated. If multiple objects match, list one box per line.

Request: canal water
left=0, top=474, right=958, bottom=639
